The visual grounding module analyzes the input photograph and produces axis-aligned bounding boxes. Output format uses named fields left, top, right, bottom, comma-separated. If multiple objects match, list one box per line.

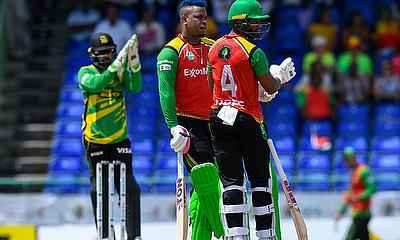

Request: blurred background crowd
left=0, top=0, right=399, bottom=194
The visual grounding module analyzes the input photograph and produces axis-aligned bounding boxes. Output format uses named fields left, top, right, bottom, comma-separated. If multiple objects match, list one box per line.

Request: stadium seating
left=55, top=121, right=82, bottom=138
left=271, top=136, right=297, bottom=153
left=297, top=171, right=331, bottom=191
left=338, top=104, right=370, bottom=121
left=51, top=138, right=84, bottom=157
left=297, top=152, right=331, bottom=173
left=334, top=136, right=368, bottom=153
left=370, top=136, right=400, bottom=153
left=301, top=120, right=333, bottom=137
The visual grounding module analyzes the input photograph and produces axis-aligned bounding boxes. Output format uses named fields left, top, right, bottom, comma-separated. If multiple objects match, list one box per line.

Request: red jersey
left=351, top=164, right=371, bottom=211
left=305, top=88, right=333, bottom=120
left=165, top=34, right=214, bottom=120
left=208, top=35, right=263, bottom=122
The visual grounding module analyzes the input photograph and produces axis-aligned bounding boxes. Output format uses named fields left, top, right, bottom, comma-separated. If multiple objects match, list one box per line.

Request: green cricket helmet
left=227, top=0, right=271, bottom=40
left=88, top=32, right=117, bottom=70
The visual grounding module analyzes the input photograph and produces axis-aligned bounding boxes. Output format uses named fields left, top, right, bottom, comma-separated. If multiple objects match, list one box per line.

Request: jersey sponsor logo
left=215, top=99, right=245, bottom=108
left=160, top=64, right=171, bottom=71
left=184, top=67, right=207, bottom=77
left=218, top=46, right=232, bottom=61
left=117, top=147, right=132, bottom=154
left=186, top=51, right=195, bottom=61
left=90, top=151, right=104, bottom=157
left=99, top=88, right=122, bottom=99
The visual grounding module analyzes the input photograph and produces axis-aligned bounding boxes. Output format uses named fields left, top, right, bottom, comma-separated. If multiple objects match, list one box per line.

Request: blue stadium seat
left=334, top=136, right=368, bottom=152
left=64, top=71, right=79, bottom=86
left=157, top=138, right=174, bottom=154
left=55, top=121, right=82, bottom=138
left=272, top=136, right=296, bottom=153
left=129, top=106, right=160, bottom=119
left=337, top=121, right=369, bottom=137
left=374, top=172, right=399, bottom=191
left=276, top=7, right=301, bottom=24
left=267, top=104, right=298, bottom=120
left=268, top=122, right=297, bottom=137
left=157, top=153, right=178, bottom=173
left=57, top=103, right=84, bottom=120
left=48, top=156, right=83, bottom=174
left=302, top=120, right=333, bottom=137
left=369, top=153, right=400, bottom=171
left=133, top=155, right=154, bottom=174
left=276, top=154, right=296, bottom=174
left=333, top=152, right=367, bottom=170
left=60, top=87, right=83, bottom=103
left=373, top=118, right=400, bottom=136
left=297, top=171, right=331, bottom=191
left=131, top=91, right=159, bottom=106
left=375, top=104, right=400, bottom=118
left=52, top=138, right=84, bottom=157
left=135, top=172, right=152, bottom=193
left=338, top=104, right=370, bottom=121
left=141, top=74, right=158, bottom=91
left=332, top=171, right=350, bottom=191
left=131, top=138, right=155, bottom=155
left=270, top=89, right=296, bottom=105
left=297, top=153, right=331, bottom=172
left=129, top=122, right=158, bottom=138
left=370, top=136, right=400, bottom=153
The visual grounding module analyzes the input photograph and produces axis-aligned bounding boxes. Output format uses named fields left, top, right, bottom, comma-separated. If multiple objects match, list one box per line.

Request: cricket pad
left=190, top=191, right=212, bottom=240
left=191, top=163, right=225, bottom=238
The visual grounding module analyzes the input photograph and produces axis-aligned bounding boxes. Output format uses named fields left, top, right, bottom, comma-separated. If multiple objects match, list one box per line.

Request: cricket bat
left=267, top=139, right=308, bottom=240
left=176, top=152, right=188, bottom=240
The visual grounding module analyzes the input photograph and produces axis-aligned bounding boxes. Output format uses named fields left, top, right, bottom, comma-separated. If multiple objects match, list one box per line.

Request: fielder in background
left=78, top=32, right=142, bottom=240
left=335, top=147, right=377, bottom=240
left=157, top=0, right=225, bottom=239
left=208, top=0, right=296, bottom=239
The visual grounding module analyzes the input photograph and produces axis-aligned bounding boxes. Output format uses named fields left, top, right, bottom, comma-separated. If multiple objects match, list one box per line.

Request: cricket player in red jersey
left=156, top=0, right=224, bottom=239
left=208, top=0, right=296, bottom=239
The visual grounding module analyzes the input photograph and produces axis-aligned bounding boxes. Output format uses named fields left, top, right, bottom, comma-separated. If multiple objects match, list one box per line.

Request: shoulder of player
left=235, top=37, right=258, bottom=55
left=201, top=37, right=215, bottom=47
left=79, top=64, right=97, bottom=74
left=164, top=36, right=186, bottom=55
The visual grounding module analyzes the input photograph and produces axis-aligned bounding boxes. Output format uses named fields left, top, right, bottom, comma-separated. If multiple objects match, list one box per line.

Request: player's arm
left=357, top=167, right=377, bottom=201
left=208, top=63, right=214, bottom=93
left=123, top=69, right=142, bottom=93
left=251, top=48, right=281, bottom=94
left=157, top=47, right=179, bottom=128
left=78, top=66, right=116, bottom=93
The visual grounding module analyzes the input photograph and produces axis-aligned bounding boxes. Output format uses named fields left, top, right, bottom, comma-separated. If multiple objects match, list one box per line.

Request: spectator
left=374, top=8, right=400, bottom=52
left=134, top=8, right=165, bottom=55
left=94, top=3, right=133, bottom=51
left=303, top=35, right=335, bottom=74
left=337, top=35, right=373, bottom=77
left=336, top=60, right=371, bottom=104
left=308, top=7, right=338, bottom=51
left=372, top=59, right=400, bottom=102
left=296, top=57, right=334, bottom=94
left=67, top=0, right=101, bottom=42
left=342, top=10, right=371, bottom=52
left=296, top=63, right=335, bottom=120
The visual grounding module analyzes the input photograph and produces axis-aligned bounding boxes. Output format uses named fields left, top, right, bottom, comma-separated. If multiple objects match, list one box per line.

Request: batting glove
left=107, top=38, right=131, bottom=73
left=128, top=34, right=141, bottom=73
left=170, top=125, right=190, bottom=154
left=258, top=82, right=277, bottom=102
left=270, top=57, right=296, bottom=84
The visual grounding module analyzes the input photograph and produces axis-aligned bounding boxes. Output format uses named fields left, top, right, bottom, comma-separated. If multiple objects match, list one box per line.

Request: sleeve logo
left=160, top=64, right=172, bottom=71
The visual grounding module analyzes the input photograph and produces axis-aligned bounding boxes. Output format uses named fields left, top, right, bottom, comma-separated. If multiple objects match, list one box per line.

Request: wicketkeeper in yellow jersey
left=78, top=32, right=142, bottom=240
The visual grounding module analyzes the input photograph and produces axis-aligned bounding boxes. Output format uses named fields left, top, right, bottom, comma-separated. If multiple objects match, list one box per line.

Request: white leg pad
left=256, top=228, right=276, bottom=238
left=226, top=226, right=249, bottom=237
left=253, top=203, right=274, bottom=216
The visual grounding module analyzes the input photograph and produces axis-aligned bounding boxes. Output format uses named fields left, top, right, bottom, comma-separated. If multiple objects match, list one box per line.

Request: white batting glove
left=170, top=125, right=190, bottom=154
left=127, top=34, right=141, bottom=73
left=270, top=57, right=296, bottom=84
left=258, top=82, right=277, bottom=102
left=107, top=38, right=131, bottom=73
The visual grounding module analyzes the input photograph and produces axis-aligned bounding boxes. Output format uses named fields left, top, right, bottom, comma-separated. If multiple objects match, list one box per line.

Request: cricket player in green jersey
left=78, top=32, right=142, bottom=240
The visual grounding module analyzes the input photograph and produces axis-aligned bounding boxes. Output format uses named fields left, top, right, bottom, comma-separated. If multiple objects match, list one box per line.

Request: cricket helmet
left=88, top=32, right=117, bottom=70
left=227, top=0, right=271, bottom=40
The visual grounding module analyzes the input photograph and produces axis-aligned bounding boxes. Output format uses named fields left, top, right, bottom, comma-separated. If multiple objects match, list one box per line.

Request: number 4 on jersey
left=221, top=65, right=237, bottom=97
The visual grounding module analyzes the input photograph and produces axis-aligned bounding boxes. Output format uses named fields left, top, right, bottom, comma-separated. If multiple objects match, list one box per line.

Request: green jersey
left=78, top=65, right=142, bottom=144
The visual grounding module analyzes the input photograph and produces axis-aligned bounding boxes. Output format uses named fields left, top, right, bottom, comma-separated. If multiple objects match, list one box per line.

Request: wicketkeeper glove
left=127, top=34, right=141, bottom=73
left=107, top=38, right=131, bottom=73
left=170, top=125, right=190, bottom=154
left=269, top=57, right=296, bottom=84
left=258, top=82, right=277, bottom=102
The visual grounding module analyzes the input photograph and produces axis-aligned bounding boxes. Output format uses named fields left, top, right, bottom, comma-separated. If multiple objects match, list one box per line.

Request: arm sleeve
left=78, top=67, right=117, bottom=93
left=358, top=167, right=377, bottom=201
left=250, top=48, right=269, bottom=77
left=123, top=69, right=142, bottom=93
left=157, top=47, right=179, bottom=129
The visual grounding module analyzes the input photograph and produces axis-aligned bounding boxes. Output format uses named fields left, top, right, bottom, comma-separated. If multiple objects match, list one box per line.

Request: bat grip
left=177, top=152, right=184, bottom=177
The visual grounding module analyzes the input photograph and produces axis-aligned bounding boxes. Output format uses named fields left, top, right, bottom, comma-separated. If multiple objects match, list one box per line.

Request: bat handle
left=177, top=152, right=184, bottom=176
